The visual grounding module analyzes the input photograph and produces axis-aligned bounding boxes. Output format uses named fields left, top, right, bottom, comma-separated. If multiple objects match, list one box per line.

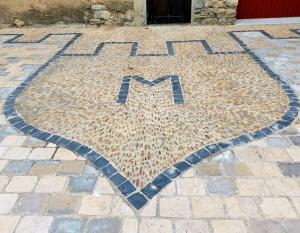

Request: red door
left=237, top=0, right=300, bottom=19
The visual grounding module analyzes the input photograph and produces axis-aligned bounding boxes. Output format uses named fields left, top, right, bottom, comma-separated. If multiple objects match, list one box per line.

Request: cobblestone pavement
left=0, top=24, right=300, bottom=233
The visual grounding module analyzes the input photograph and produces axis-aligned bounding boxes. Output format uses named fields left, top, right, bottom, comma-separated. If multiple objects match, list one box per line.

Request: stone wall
left=90, top=0, right=134, bottom=26
left=0, top=0, right=90, bottom=25
left=193, top=0, right=238, bottom=24
left=0, top=0, right=239, bottom=26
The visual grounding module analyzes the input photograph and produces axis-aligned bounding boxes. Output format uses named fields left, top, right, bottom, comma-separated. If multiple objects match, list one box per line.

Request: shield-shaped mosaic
left=3, top=27, right=300, bottom=210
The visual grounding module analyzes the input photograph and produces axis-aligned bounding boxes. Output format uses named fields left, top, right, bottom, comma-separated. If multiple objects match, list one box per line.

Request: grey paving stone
left=206, top=177, right=237, bottom=196
left=2, top=160, right=34, bottom=175
left=282, top=220, right=300, bottom=233
left=247, top=220, right=287, bottom=233
left=47, top=194, right=81, bottom=215
left=68, top=176, right=97, bottom=193
left=266, top=137, right=292, bottom=148
left=83, top=164, right=102, bottom=176
left=0, top=125, right=19, bottom=135
left=289, top=136, right=300, bottom=146
left=279, top=127, right=299, bottom=135
left=209, top=150, right=236, bottom=163
left=22, top=137, right=47, bottom=147
left=13, top=193, right=46, bottom=214
left=87, top=218, right=121, bottom=233
left=278, top=163, right=300, bottom=177
left=50, top=218, right=83, bottom=233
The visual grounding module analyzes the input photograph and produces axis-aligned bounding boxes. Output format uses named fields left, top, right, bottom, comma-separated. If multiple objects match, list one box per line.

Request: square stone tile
left=79, top=195, right=111, bottom=216
left=57, top=161, right=85, bottom=175
left=29, top=161, right=59, bottom=175
left=35, top=176, right=67, bottom=193
left=0, top=175, right=10, bottom=191
left=0, top=193, right=19, bottom=214
left=27, top=148, right=56, bottom=160
left=247, top=220, right=287, bottom=233
left=236, top=178, right=270, bottom=196
left=191, top=197, right=225, bottom=218
left=247, top=162, right=283, bottom=177
left=261, top=197, right=297, bottom=219
left=278, top=162, right=300, bottom=177
left=266, top=137, right=292, bottom=148
left=206, top=177, right=237, bottom=196
left=13, top=193, right=46, bottom=214
left=282, top=220, right=300, bottom=233
left=0, top=159, right=8, bottom=172
left=68, top=176, right=97, bottom=193
left=160, top=196, right=191, bottom=217
left=0, top=135, right=26, bottom=147
left=175, top=219, right=210, bottom=233
left=0, top=147, right=9, bottom=158
left=279, top=127, right=299, bottom=135
left=181, top=168, right=194, bottom=177
left=211, top=220, right=247, bottom=233
left=140, top=197, right=157, bottom=217
left=195, top=163, right=221, bottom=176
left=290, top=136, right=300, bottom=146
left=87, top=218, right=121, bottom=233
left=287, top=147, right=300, bottom=161
left=139, top=218, right=172, bottom=233
left=50, top=218, right=83, bottom=233
left=176, top=178, right=205, bottom=195
left=22, top=137, right=46, bottom=148
left=83, top=164, right=102, bottom=176
left=0, top=215, right=20, bottom=233
left=5, top=176, right=38, bottom=192
left=94, top=177, right=114, bottom=194
left=222, top=162, right=253, bottom=176
left=234, top=147, right=263, bottom=162
left=46, top=143, right=57, bottom=148
left=47, top=194, right=81, bottom=215
left=290, top=197, right=300, bottom=215
left=54, top=148, right=77, bottom=160
left=210, top=150, right=237, bottom=163
left=122, top=218, right=138, bottom=233
left=0, top=115, right=8, bottom=125
left=15, top=216, right=53, bottom=233
left=159, top=182, right=176, bottom=196
left=225, top=197, right=260, bottom=218
left=110, top=196, right=135, bottom=217
left=261, top=148, right=292, bottom=162
left=2, top=160, right=33, bottom=175
left=265, top=177, right=300, bottom=196
left=4, top=147, right=32, bottom=160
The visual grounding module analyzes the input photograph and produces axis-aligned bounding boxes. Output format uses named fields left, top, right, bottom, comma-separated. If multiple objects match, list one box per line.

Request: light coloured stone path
left=0, top=24, right=299, bottom=232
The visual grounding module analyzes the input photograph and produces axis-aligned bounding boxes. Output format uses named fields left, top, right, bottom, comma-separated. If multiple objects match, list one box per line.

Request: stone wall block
left=224, top=9, right=236, bottom=17
left=211, top=0, right=225, bottom=8
left=91, top=4, right=108, bottom=11
left=94, top=9, right=111, bottom=20
left=226, top=0, right=239, bottom=7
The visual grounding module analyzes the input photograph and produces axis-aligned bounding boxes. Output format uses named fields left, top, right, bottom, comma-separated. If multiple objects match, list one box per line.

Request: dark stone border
left=117, top=75, right=184, bottom=104
left=1, top=29, right=300, bottom=210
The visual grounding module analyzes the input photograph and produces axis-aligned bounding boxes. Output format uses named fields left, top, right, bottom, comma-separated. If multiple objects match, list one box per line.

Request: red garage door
left=237, top=0, right=300, bottom=19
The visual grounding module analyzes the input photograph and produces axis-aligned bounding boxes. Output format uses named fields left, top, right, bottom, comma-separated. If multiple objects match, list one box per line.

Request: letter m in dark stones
left=117, top=75, right=184, bottom=104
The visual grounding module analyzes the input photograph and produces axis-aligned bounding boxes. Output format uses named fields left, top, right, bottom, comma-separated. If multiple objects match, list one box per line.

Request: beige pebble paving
left=12, top=25, right=290, bottom=188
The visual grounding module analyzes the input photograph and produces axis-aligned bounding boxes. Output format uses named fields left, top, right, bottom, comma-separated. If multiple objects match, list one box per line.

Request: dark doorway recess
left=147, top=0, right=191, bottom=24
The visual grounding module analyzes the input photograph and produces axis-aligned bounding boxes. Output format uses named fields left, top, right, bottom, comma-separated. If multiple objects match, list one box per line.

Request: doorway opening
left=147, top=0, right=191, bottom=24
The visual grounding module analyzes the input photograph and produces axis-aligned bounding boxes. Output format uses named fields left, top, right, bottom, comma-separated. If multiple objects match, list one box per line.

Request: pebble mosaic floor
left=1, top=25, right=300, bottom=215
